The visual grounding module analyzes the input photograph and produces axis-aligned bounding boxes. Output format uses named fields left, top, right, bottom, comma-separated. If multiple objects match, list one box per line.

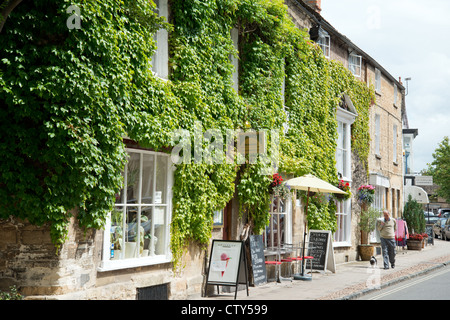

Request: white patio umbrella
left=285, top=174, right=347, bottom=280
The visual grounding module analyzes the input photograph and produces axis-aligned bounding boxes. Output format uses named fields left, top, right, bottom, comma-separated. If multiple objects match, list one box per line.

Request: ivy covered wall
left=0, top=0, right=374, bottom=269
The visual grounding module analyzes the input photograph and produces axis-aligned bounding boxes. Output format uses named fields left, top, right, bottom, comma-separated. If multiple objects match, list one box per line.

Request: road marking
left=368, top=267, right=450, bottom=300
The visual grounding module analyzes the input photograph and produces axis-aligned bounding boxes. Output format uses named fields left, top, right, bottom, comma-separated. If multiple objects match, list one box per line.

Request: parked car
left=433, top=218, right=447, bottom=239
left=424, top=211, right=439, bottom=225
left=441, top=218, right=450, bottom=241
left=424, top=211, right=435, bottom=217
left=437, top=208, right=450, bottom=218
left=426, top=216, right=440, bottom=225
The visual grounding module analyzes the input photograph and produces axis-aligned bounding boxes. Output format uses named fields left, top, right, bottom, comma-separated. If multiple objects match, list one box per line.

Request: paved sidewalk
left=200, top=239, right=450, bottom=300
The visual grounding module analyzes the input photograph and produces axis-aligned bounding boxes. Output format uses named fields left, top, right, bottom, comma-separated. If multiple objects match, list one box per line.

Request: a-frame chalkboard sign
left=204, top=240, right=249, bottom=300
left=307, top=230, right=336, bottom=273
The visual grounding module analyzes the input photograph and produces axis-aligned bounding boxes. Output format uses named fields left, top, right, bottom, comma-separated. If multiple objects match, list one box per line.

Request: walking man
left=377, top=210, right=397, bottom=270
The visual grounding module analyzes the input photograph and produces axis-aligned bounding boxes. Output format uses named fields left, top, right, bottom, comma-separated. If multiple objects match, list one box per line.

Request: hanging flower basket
left=269, top=173, right=291, bottom=200
left=357, top=184, right=375, bottom=206
left=333, top=180, right=351, bottom=201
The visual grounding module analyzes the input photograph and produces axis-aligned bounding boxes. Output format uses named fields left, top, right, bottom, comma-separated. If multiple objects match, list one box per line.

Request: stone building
left=1, top=0, right=406, bottom=300
left=0, top=0, right=202, bottom=301
left=286, top=0, right=405, bottom=261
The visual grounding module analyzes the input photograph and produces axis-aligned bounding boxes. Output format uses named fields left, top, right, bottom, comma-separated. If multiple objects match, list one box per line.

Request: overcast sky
left=321, top=0, right=450, bottom=173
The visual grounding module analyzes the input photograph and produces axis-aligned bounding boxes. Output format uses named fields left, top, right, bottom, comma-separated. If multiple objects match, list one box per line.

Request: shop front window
left=100, top=149, right=173, bottom=271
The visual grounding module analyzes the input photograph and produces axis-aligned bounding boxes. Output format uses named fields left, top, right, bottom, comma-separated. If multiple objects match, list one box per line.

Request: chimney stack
left=304, top=0, right=322, bottom=14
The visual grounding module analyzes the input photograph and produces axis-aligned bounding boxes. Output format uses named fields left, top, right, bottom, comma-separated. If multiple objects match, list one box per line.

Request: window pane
left=141, top=206, right=153, bottom=256
left=337, top=122, right=343, bottom=149
left=111, top=206, right=125, bottom=260
left=349, top=54, right=361, bottom=76
left=154, top=207, right=166, bottom=255
left=141, top=153, right=155, bottom=204
left=342, top=123, right=347, bottom=149
left=342, top=149, right=348, bottom=177
left=127, top=153, right=141, bottom=204
left=115, top=171, right=126, bottom=205
left=125, top=206, right=139, bottom=259
left=336, top=148, right=343, bottom=175
left=155, top=155, right=168, bottom=204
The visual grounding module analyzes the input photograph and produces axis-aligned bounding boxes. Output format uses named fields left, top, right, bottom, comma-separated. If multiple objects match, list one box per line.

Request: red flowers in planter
left=270, top=173, right=283, bottom=188
left=409, top=233, right=423, bottom=241
left=338, top=180, right=350, bottom=193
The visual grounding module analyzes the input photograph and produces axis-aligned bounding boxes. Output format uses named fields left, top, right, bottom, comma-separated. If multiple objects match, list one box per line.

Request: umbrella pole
left=294, top=187, right=312, bottom=281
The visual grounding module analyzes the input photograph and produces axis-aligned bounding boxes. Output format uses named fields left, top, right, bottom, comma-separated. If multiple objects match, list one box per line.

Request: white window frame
left=374, top=114, right=381, bottom=157
left=393, top=124, right=398, bottom=164
left=98, top=149, right=174, bottom=272
left=349, top=53, right=362, bottom=77
left=152, top=0, right=169, bottom=80
left=334, top=107, right=356, bottom=247
left=336, top=108, right=356, bottom=181
left=375, top=68, right=381, bottom=93
left=333, top=198, right=352, bottom=247
left=230, top=27, right=239, bottom=92
left=318, top=33, right=330, bottom=59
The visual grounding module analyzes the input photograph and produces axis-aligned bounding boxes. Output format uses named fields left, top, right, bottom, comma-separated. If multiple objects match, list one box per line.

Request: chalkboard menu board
left=249, top=235, right=267, bottom=286
left=307, top=230, right=335, bottom=273
left=426, top=224, right=434, bottom=245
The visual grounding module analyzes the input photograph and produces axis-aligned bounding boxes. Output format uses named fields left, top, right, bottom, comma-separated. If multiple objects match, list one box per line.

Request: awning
left=405, top=185, right=429, bottom=204
left=369, top=173, right=390, bottom=188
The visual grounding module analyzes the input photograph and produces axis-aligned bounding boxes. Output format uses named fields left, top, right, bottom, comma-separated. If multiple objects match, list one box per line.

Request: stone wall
left=367, top=64, right=404, bottom=218
left=0, top=215, right=205, bottom=300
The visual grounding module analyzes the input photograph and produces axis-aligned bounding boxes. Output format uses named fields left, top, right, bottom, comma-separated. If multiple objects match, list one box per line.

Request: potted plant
left=407, top=233, right=423, bottom=251
left=358, top=206, right=381, bottom=261
left=403, top=195, right=425, bottom=234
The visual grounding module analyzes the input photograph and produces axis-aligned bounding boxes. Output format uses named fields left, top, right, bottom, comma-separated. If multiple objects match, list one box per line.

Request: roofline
left=291, top=0, right=405, bottom=91
left=403, top=128, right=419, bottom=138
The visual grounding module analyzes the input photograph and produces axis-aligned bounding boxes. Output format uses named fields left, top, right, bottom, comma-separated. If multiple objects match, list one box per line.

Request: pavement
left=199, top=238, right=450, bottom=300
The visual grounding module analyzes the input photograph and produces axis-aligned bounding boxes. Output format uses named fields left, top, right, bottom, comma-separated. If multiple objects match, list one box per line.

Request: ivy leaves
left=0, top=0, right=160, bottom=248
left=0, top=0, right=374, bottom=263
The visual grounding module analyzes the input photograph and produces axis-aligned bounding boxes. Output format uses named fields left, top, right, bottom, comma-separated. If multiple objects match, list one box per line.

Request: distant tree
left=428, top=136, right=450, bottom=203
